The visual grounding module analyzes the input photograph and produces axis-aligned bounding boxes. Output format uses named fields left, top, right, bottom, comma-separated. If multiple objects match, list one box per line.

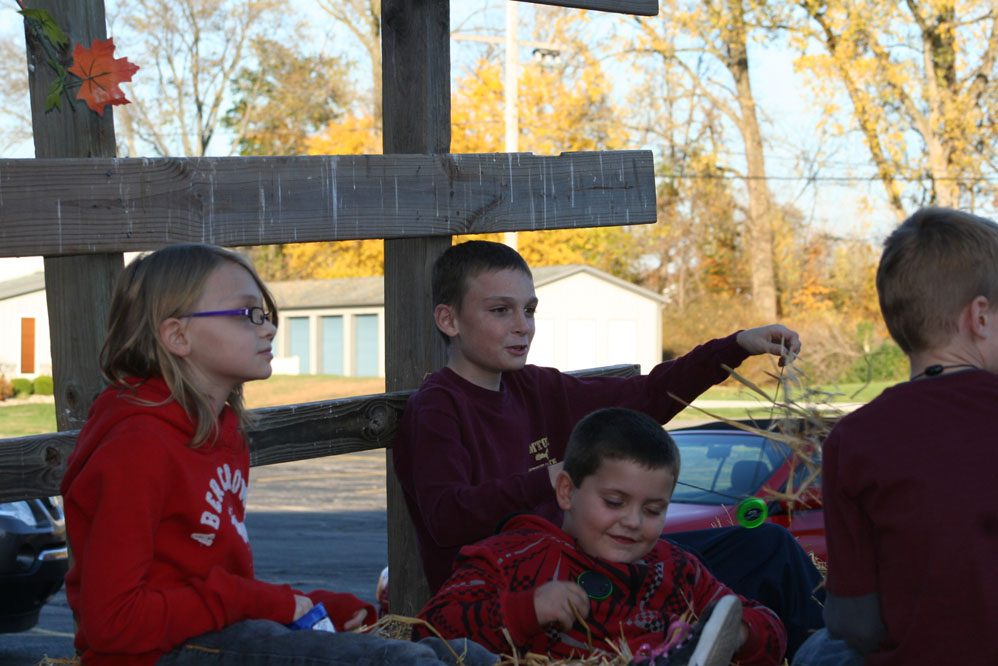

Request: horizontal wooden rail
left=0, top=364, right=640, bottom=503
left=0, top=151, right=655, bottom=258
left=529, top=0, right=658, bottom=15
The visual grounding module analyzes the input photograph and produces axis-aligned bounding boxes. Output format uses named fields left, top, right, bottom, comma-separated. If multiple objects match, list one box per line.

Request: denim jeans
left=791, top=628, right=865, bottom=666
left=156, top=619, right=498, bottom=666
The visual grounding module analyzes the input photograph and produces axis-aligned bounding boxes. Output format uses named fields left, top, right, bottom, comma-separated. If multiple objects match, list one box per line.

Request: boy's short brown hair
left=877, top=207, right=998, bottom=353
left=431, top=240, right=532, bottom=343
left=564, top=407, right=680, bottom=488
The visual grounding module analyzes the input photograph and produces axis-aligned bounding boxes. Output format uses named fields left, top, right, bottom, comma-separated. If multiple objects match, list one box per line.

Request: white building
left=0, top=272, right=50, bottom=378
left=0, top=264, right=667, bottom=380
left=268, top=276, right=385, bottom=377
left=269, top=264, right=666, bottom=377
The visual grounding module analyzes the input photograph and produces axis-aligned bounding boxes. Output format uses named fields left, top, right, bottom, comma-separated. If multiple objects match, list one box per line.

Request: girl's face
left=182, top=262, right=276, bottom=408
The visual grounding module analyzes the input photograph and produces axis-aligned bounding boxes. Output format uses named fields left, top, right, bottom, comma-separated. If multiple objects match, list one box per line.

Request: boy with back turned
left=792, top=207, right=998, bottom=665
left=393, top=240, right=826, bottom=656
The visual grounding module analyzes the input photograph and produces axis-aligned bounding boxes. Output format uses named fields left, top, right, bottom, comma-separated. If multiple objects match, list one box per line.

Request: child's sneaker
left=630, top=594, right=742, bottom=666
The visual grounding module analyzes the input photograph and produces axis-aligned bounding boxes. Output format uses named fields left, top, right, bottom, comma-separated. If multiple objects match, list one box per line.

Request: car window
left=790, top=450, right=822, bottom=491
left=670, top=431, right=789, bottom=505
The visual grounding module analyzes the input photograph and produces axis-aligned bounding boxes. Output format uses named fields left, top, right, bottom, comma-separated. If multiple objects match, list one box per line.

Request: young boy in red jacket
left=417, top=407, right=787, bottom=665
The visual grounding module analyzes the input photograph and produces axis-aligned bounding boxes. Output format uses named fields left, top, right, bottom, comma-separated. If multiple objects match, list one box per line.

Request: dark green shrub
left=11, top=377, right=33, bottom=397
left=842, top=341, right=908, bottom=383
left=33, top=375, right=54, bottom=396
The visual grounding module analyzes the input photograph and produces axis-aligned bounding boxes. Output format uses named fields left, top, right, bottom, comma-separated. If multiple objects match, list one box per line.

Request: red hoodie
left=60, top=377, right=373, bottom=665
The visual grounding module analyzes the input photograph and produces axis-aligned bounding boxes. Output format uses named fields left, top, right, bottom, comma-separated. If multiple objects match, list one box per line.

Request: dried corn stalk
left=669, top=352, right=847, bottom=515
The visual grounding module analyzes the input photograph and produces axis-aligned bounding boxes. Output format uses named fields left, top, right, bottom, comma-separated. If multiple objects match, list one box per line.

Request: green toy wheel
left=737, top=497, right=768, bottom=528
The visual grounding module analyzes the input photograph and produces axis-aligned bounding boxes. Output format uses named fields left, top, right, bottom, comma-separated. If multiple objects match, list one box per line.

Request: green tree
left=109, top=0, right=289, bottom=157
left=315, top=0, right=381, bottom=131
left=222, top=38, right=353, bottom=156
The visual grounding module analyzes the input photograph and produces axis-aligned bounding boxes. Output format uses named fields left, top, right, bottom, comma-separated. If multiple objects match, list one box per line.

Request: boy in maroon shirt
left=417, top=407, right=787, bottom=665
left=393, top=240, right=823, bottom=656
left=793, top=207, right=998, bottom=666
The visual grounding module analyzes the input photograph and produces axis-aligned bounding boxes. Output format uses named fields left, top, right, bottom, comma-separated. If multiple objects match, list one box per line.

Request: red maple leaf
left=67, top=37, right=139, bottom=116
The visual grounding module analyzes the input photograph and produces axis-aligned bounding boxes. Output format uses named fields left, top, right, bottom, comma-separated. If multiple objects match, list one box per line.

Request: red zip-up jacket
left=60, top=377, right=373, bottom=665
left=418, top=514, right=786, bottom=664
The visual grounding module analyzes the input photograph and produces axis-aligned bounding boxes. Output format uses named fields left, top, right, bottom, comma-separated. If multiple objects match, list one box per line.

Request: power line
left=655, top=173, right=998, bottom=183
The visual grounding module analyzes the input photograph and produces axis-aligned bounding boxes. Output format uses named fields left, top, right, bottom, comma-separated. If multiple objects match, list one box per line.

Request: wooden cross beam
left=0, top=152, right=655, bottom=257
left=527, top=0, right=657, bottom=15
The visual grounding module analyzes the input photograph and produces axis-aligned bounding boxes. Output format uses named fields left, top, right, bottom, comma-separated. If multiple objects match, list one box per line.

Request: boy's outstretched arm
left=735, top=324, right=801, bottom=365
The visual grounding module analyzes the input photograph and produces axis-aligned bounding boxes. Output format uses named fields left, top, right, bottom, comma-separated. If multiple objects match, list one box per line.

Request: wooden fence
left=1, top=0, right=659, bottom=616
left=0, top=365, right=639, bottom=504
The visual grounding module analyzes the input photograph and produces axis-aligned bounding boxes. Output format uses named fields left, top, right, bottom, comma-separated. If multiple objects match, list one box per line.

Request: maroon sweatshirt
left=393, top=333, right=750, bottom=591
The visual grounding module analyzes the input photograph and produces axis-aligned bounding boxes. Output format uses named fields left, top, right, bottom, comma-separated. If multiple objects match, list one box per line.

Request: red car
left=376, top=418, right=827, bottom=616
left=663, top=419, right=826, bottom=561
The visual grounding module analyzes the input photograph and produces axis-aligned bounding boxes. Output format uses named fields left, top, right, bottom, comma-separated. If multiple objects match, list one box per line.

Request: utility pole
left=453, top=1, right=563, bottom=252
left=503, top=2, right=519, bottom=250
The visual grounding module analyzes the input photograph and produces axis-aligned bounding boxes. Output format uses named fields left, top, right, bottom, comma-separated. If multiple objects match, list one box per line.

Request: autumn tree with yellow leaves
left=792, top=0, right=998, bottom=219
left=262, top=9, right=639, bottom=281
left=626, top=0, right=790, bottom=321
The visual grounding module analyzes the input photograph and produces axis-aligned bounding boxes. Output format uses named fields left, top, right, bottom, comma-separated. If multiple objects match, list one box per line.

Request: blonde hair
left=877, top=207, right=998, bottom=353
left=100, top=244, right=278, bottom=447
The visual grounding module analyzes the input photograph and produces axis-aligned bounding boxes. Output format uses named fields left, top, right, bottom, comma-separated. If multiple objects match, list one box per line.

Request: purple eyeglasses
left=182, top=307, right=274, bottom=326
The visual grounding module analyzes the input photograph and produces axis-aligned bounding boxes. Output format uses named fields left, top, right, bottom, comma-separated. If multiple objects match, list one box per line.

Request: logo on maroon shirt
left=528, top=437, right=560, bottom=471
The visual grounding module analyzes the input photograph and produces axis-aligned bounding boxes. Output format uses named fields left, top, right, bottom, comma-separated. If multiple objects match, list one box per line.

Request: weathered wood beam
left=381, top=0, right=455, bottom=618
left=521, top=0, right=658, bottom=16
left=0, top=151, right=656, bottom=258
left=25, top=0, right=122, bottom=431
left=0, top=364, right=639, bottom=503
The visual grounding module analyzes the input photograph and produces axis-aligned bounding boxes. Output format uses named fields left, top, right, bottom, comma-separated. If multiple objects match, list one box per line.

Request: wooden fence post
left=24, top=0, right=121, bottom=431
left=382, top=0, right=451, bottom=617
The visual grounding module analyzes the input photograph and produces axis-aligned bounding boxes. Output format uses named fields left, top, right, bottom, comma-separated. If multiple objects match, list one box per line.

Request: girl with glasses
left=60, top=243, right=496, bottom=666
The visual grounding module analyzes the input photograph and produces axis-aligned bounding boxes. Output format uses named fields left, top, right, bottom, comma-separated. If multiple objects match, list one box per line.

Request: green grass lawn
left=0, top=403, right=58, bottom=437
left=672, top=379, right=899, bottom=423
left=0, top=375, right=386, bottom=438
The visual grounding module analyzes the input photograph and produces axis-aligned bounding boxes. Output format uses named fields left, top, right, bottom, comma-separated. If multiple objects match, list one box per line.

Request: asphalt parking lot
left=0, top=451, right=389, bottom=666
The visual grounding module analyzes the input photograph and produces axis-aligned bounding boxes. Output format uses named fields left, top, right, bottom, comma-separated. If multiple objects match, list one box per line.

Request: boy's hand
left=736, top=324, right=801, bottom=366
left=534, top=581, right=589, bottom=630
left=292, top=594, right=314, bottom=621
